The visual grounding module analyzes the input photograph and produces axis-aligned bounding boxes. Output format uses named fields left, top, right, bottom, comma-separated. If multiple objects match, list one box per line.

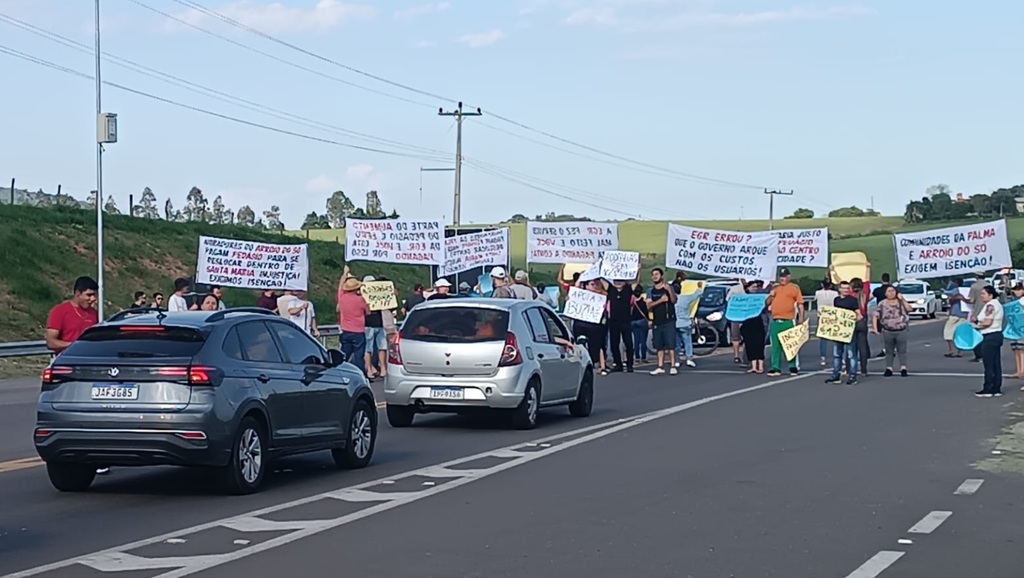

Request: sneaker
left=669, top=367, right=678, bottom=375
left=767, top=370, right=781, bottom=377
left=826, top=377, right=842, bottom=384
left=975, top=391, right=994, bottom=398
left=883, top=369, right=893, bottom=377
left=96, top=467, right=110, bottom=475
left=686, top=359, right=696, bottom=368
left=846, top=378, right=858, bottom=385
left=673, top=362, right=681, bottom=369
left=994, top=392, right=1004, bottom=397
left=789, top=368, right=799, bottom=375
left=600, top=368, right=609, bottom=376
left=820, top=358, right=827, bottom=367
left=900, top=369, right=908, bottom=377
left=650, top=367, right=665, bottom=376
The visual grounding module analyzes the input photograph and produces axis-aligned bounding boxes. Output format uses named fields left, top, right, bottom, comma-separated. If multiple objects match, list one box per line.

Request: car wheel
left=46, top=462, right=96, bottom=492
left=386, top=403, right=416, bottom=428
left=333, top=398, right=377, bottom=469
left=568, top=370, right=594, bottom=418
left=511, top=380, right=541, bottom=430
left=221, top=416, right=267, bottom=495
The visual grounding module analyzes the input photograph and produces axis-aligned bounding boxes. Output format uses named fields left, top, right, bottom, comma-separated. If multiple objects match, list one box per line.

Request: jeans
left=769, top=319, right=796, bottom=371
left=831, top=341, right=859, bottom=379
left=882, top=329, right=908, bottom=368
left=819, top=337, right=829, bottom=359
left=981, top=332, right=1004, bottom=394
left=675, top=326, right=693, bottom=360
left=339, top=331, right=367, bottom=374
left=632, top=319, right=649, bottom=360
left=608, top=320, right=634, bottom=369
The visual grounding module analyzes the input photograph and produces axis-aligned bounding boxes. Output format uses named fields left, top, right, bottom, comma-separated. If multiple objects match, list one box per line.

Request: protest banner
left=953, top=323, right=982, bottom=351
left=894, top=220, right=1011, bottom=279
left=816, top=306, right=856, bottom=343
left=778, top=321, right=809, bottom=361
left=666, top=224, right=778, bottom=280
left=563, top=286, right=606, bottom=324
left=678, top=280, right=704, bottom=317
left=725, top=294, right=768, bottom=322
left=599, top=251, right=640, bottom=280
left=775, top=227, right=829, bottom=268
left=196, top=235, right=308, bottom=291
left=345, top=218, right=444, bottom=265
left=1004, top=299, right=1024, bottom=341
left=361, top=281, right=398, bottom=312
left=526, top=221, right=618, bottom=264
left=440, top=228, right=509, bottom=276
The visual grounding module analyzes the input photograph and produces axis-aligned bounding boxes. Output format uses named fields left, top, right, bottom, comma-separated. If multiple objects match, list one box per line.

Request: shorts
left=364, top=327, right=387, bottom=351
left=1012, top=341, right=1024, bottom=352
left=651, top=323, right=677, bottom=351
left=730, top=322, right=742, bottom=342
left=943, top=316, right=967, bottom=341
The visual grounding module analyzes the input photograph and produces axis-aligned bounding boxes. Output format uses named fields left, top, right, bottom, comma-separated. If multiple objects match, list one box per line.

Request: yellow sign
left=816, top=306, right=856, bottom=344
left=362, top=281, right=398, bottom=311
left=679, top=280, right=705, bottom=318
left=778, top=321, right=809, bottom=361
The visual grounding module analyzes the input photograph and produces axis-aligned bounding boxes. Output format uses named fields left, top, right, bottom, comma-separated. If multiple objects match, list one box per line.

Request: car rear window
left=401, top=307, right=509, bottom=343
left=62, top=325, right=206, bottom=358
left=699, top=287, right=726, bottom=308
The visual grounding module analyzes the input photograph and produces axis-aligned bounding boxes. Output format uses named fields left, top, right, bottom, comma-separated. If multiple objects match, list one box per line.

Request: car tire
left=333, top=398, right=377, bottom=470
left=221, top=416, right=267, bottom=495
left=46, top=462, right=96, bottom=492
left=511, top=380, right=541, bottom=430
left=386, top=403, right=415, bottom=428
left=568, top=370, right=594, bottom=418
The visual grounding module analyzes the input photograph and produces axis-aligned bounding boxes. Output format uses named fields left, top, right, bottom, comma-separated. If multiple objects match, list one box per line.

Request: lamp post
left=94, top=0, right=117, bottom=318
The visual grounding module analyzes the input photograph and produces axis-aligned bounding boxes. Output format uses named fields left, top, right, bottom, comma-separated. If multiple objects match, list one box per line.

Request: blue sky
left=1, top=0, right=1021, bottom=228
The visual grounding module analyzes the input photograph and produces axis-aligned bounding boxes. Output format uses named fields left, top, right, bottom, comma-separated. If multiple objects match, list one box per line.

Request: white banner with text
left=666, top=224, right=779, bottom=280
left=526, top=221, right=618, bottom=264
left=196, top=235, right=309, bottom=290
left=894, top=219, right=1011, bottom=279
left=345, top=218, right=444, bottom=265
left=774, top=227, right=829, bottom=268
left=439, top=228, right=510, bottom=276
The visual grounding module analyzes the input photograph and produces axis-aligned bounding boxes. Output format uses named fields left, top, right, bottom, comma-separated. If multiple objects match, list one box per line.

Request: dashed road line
left=844, top=551, right=905, bottom=578
left=907, top=510, right=952, bottom=534
left=954, top=478, right=984, bottom=495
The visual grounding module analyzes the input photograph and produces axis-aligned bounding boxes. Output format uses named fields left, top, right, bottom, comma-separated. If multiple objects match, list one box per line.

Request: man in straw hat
left=336, top=266, right=370, bottom=374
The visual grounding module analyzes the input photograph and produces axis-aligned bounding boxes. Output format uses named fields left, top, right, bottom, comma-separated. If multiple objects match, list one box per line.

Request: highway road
left=0, top=321, right=1022, bottom=578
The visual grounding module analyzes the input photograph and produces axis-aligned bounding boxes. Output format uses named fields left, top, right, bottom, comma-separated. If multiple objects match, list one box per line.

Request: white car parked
left=895, top=279, right=937, bottom=319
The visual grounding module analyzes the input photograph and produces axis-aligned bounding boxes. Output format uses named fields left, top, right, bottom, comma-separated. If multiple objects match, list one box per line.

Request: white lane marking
left=907, top=511, right=952, bottom=534
left=844, top=551, right=905, bottom=578
left=0, top=373, right=814, bottom=578
left=954, top=478, right=984, bottom=496
left=897, top=539, right=913, bottom=545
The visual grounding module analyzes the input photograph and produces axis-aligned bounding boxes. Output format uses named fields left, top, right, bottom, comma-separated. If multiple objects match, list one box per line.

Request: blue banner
left=953, top=323, right=983, bottom=351
left=1004, top=300, right=1024, bottom=340
left=725, top=294, right=768, bottom=322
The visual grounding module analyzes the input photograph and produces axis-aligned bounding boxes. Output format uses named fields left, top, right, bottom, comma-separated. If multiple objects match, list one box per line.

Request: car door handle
left=256, top=374, right=270, bottom=383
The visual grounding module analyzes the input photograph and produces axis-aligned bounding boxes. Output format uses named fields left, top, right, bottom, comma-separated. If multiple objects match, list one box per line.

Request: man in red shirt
left=46, top=276, right=100, bottom=354
left=336, top=266, right=370, bottom=375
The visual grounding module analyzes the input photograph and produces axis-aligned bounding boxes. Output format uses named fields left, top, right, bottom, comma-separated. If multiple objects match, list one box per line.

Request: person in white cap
left=511, top=270, right=538, bottom=300
left=427, top=278, right=453, bottom=300
left=489, top=267, right=516, bottom=299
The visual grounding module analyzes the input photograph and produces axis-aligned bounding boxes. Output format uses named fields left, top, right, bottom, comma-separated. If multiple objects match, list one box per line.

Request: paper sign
left=679, top=280, right=703, bottom=318
left=725, top=294, right=768, bottom=322
left=894, top=220, right=1011, bottom=279
left=440, top=228, right=509, bottom=276
left=1004, top=300, right=1024, bottom=341
left=196, top=235, right=308, bottom=291
left=778, top=321, right=809, bottom=361
left=477, top=273, right=494, bottom=296
left=563, top=286, right=606, bottom=324
left=953, top=323, right=983, bottom=351
left=666, top=224, right=779, bottom=280
left=345, top=218, right=444, bottom=265
left=599, top=251, right=640, bottom=280
left=361, top=281, right=398, bottom=312
left=816, top=306, right=857, bottom=344
left=578, top=259, right=602, bottom=283
left=526, top=221, right=618, bottom=264
left=775, top=227, right=829, bottom=268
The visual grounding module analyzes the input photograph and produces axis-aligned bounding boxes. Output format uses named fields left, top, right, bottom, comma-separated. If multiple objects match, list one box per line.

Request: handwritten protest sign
left=345, top=218, right=444, bottom=265
left=725, top=294, right=768, bottom=322
left=440, top=228, right=509, bottom=276
left=1004, top=299, right=1024, bottom=340
left=196, top=236, right=308, bottom=290
left=578, top=259, right=602, bottom=283
left=894, top=220, right=1011, bottom=279
left=816, top=306, right=856, bottom=343
left=666, top=224, right=778, bottom=280
left=778, top=321, right=809, bottom=361
left=361, top=281, right=398, bottom=312
left=599, top=251, right=640, bottom=280
left=526, top=221, right=618, bottom=264
left=953, top=323, right=983, bottom=351
left=775, top=228, right=829, bottom=268
left=563, top=286, right=607, bottom=324
left=678, top=280, right=704, bottom=318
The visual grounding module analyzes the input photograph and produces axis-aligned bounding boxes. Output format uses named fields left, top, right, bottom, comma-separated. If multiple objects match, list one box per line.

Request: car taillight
left=499, top=332, right=522, bottom=367
left=41, top=366, right=72, bottom=387
left=156, top=366, right=218, bottom=386
left=387, top=333, right=403, bottom=365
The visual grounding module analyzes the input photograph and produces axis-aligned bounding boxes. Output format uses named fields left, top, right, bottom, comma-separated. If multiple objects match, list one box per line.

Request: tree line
left=903, top=183, right=1023, bottom=224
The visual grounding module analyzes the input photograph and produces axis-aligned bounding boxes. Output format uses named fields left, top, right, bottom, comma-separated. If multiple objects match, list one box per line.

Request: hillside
left=0, top=205, right=428, bottom=342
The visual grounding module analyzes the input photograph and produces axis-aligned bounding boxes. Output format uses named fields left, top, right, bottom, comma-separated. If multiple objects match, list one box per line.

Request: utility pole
left=94, top=0, right=118, bottom=319
left=438, top=102, right=481, bottom=227
left=764, top=188, right=794, bottom=231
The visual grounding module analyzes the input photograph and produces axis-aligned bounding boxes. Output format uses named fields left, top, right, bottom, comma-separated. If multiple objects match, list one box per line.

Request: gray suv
left=34, top=308, right=377, bottom=494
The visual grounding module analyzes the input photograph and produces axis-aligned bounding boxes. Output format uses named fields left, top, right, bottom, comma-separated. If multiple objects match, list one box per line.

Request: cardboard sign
left=775, top=227, right=829, bottom=268
left=1004, top=299, right=1024, bottom=341
left=725, top=294, right=768, bottom=322
left=526, top=221, right=618, bottom=264
left=361, top=281, right=398, bottom=312
left=563, top=286, right=606, bottom=324
left=440, top=228, right=509, bottom=276
left=598, top=251, right=640, bottom=280
left=894, top=220, right=1011, bottom=279
left=666, top=224, right=778, bottom=280
left=678, top=280, right=703, bottom=318
left=816, top=306, right=856, bottom=344
left=345, top=218, right=444, bottom=265
left=778, top=321, right=809, bottom=361
left=196, top=235, right=308, bottom=291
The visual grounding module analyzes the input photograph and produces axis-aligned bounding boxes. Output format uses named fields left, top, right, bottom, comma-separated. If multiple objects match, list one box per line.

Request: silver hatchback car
left=384, top=299, right=594, bottom=429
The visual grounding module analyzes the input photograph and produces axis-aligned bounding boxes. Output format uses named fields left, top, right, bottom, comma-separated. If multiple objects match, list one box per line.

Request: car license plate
left=429, top=387, right=464, bottom=400
left=91, top=383, right=139, bottom=400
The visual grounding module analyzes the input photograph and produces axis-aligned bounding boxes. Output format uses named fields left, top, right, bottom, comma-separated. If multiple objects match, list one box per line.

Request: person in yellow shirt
left=764, top=268, right=806, bottom=376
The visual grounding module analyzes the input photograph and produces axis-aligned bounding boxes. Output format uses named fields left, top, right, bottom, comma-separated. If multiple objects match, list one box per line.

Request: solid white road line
left=908, top=511, right=953, bottom=534
left=844, top=551, right=905, bottom=578
left=0, top=372, right=815, bottom=578
left=954, top=478, right=984, bottom=496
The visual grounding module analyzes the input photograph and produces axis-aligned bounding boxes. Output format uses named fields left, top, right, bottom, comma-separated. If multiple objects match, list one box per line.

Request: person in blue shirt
left=943, top=278, right=969, bottom=358
left=674, top=278, right=704, bottom=368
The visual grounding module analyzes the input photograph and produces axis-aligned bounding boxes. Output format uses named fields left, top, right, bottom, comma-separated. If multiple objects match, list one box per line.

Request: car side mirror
left=574, top=334, right=588, bottom=346
left=327, top=348, right=346, bottom=367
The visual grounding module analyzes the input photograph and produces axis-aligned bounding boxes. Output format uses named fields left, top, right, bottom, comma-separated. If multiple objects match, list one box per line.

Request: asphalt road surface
left=1, top=319, right=1023, bottom=578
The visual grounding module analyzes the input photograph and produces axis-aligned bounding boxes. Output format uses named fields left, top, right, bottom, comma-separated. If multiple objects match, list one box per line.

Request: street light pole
left=94, top=0, right=105, bottom=319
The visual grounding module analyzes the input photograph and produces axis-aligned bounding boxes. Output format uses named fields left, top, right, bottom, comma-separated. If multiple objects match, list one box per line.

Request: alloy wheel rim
left=239, top=428, right=262, bottom=484
left=527, top=387, right=539, bottom=422
left=352, top=410, right=373, bottom=459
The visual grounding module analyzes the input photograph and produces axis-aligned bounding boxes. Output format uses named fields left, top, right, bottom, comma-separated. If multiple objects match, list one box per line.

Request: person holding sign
left=1006, top=283, right=1024, bottom=380
left=739, top=280, right=767, bottom=374
left=336, top=267, right=369, bottom=375
left=645, top=268, right=678, bottom=376
left=872, top=286, right=912, bottom=377
left=764, top=268, right=805, bottom=377
left=971, top=285, right=1005, bottom=397
left=825, top=281, right=863, bottom=385
left=673, top=276, right=704, bottom=369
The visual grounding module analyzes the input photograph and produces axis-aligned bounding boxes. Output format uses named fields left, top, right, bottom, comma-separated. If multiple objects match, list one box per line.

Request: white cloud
left=394, top=2, right=451, bottom=20
left=651, top=5, right=874, bottom=30
left=456, top=29, right=506, bottom=48
left=555, top=2, right=872, bottom=32
left=305, top=174, right=338, bottom=193
left=411, top=39, right=437, bottom=49
left=306, top=165, right=389, bottom=195
left=564, top=7, right=617, bottom=27
left=174, top=0, right=376, bottom=34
